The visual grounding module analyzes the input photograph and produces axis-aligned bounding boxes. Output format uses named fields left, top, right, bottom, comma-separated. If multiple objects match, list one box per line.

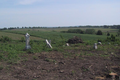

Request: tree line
left=0, top=25, right=120, bottom=30
left=61, top=29, right=103, bottom=35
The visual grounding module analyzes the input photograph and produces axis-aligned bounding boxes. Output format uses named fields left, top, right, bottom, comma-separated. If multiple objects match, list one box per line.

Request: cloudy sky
left=0, top=0, right=120, bottom=28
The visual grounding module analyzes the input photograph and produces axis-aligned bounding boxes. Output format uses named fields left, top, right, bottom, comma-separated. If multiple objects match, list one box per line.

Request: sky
left=0, top=0, right=120, bottom=28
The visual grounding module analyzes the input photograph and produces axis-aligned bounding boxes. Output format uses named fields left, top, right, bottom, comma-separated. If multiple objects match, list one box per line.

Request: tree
left=85, top=29, right=95, bottom=34
left=96, top=30, right=103, bottom=35
left=107, top=32, right=110, bottom=36
left=117, top=29, right=120, bottom=36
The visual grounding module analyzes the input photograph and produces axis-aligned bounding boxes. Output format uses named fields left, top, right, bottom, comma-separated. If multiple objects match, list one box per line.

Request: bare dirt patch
left=0, top=50, right=120, bottom=80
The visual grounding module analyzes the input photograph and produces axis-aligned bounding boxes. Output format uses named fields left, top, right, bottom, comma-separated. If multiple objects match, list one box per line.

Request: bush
left=66, top=29, right=84, bottom=34
left=106, top=34, right=119, bottom=42
left=0, top=36, right=12, bottom=42
left=20, top=37, right=25, bottom=42
left=96, top=30, right=103, bottom=35
left=85, top=29, right=95, bottom=34
left=107, top=32, right=110, bottom=36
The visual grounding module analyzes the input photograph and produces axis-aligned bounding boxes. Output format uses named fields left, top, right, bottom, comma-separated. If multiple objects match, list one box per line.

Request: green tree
left=96, top=30, right=103, bottom=35
left=107, top=32, right=110, bottom=36
left=85, top=29, right=95, bottom=34
left=117, top=29, right=120, bottom=36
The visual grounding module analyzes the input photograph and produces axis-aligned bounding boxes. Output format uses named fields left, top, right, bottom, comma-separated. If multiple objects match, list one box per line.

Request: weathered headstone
left=48, top=40, right=51, bottom=44
left=25, top=33, right=31, bottom=49
left=98, top=42, right=102, bottom=45
left=66, top=43, right=69, bottom=46
left=94, top=43, right=97, bottom=49
left=46, top=39, right=52, bottom=48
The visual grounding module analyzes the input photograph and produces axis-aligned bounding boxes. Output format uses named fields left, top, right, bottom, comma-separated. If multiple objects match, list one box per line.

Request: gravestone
left=46, top=39, right=52, bottom=48
left=98, top=42, right=102, bottom=45
left=66, top=43, right=69, bottom=46
left=94, top=43, right=97, bottom=49
left=48, top=40, right=51, bottom=44
left=25, top=33, right=31, bottom=49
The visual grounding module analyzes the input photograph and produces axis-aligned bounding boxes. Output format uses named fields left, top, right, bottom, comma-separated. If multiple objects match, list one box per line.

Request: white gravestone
left=98, top=42, right=102, bottom=45
left=48, top=40, right=51, bottom=44
left=94, top=43, right=97, bottom=49
left=46, top=39, right=52, bottom=48
left=25, top=33, right=31, bottom=49
left=66, top=43, right=69, bottom=46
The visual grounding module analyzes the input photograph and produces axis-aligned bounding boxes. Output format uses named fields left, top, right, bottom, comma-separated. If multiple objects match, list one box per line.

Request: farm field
left=0, top=27, right=120, bottom=80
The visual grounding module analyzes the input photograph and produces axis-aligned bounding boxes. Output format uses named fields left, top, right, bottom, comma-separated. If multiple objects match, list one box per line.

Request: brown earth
left=0, top=49, right=120, bottom=80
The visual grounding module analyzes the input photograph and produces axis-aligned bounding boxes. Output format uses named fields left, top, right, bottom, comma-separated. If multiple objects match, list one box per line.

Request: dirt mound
left=67, top=36, right=83, bottom=44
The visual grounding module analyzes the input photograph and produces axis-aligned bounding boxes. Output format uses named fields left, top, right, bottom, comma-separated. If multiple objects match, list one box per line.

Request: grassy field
left=0, top=31, right=42, bottom=40
left=0, top=27, right=120, bottom=80
left=2, top=27, right=120, bottom=41
left=0, top=27, right=119, bottom=63
left=12, top=27, right=119, bottom=32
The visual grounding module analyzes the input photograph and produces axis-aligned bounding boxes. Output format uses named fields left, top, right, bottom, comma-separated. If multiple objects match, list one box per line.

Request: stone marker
left=94, top=43, right=97, bottom=49
left=98, top=42, right=102, bottom=45
left=25, top=33, right=31, bottom=49
left=46, top=39, right=52, bottom=48
left=48, top=40, right=51, bottom=44
left=66, top=43, right=69, bottom=46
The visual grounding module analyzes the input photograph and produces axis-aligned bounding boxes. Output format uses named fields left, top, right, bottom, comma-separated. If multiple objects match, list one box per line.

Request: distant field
left=0, top=31, right=42, bottom=40
left=12, top=27, right=119, bottom=33
left=2, top=27, right=120, bottom=42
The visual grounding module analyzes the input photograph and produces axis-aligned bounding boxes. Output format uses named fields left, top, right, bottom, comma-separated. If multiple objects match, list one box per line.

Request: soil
left=0, top=49, right=120, bottom=80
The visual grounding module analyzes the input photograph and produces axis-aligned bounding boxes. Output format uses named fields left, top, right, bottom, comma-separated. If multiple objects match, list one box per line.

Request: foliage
left=106, top=34, right=119, bottom=42
left=97, top=39, right=103, bottom=42
left=85, top=29, right=95, bottom=34
left=107, top=32, right=110, bottom=36
left=117, top=29, right=120, bottom=36
left=96, top=30, right=103, bottom=35
left=62, top=29, right=84, bottom=34
left=20, top=37, right=25, bottom=42
left=0, top=36, right=12, bottom=42
left=0, top=28, right=120, bottom=63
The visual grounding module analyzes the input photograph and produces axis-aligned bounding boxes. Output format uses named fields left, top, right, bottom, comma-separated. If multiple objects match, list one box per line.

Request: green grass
left=0, top=31, right=42, bottom=40
left=0, top=28, right=119, bottom=63
left=3, top=29, right=119, bottom=42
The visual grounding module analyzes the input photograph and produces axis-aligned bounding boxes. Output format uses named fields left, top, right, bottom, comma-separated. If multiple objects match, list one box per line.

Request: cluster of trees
left=61, top=29, right=103, bottom=35
left=77, top=25, right=120, bottom=29
left=0, top=25, right=120, bottom=30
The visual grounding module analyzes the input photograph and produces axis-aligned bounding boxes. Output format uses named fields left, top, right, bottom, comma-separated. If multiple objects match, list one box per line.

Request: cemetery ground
left=0, top=28, right=120, bottom=80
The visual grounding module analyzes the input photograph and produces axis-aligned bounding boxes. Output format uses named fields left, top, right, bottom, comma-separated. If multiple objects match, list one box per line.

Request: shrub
left=67, top=29, right=84, bottom=34
left=85, top=29, right=95, bottom=34
left=97, top=39, right=102, bottom=42
left=96, top=30, right=103, bottom=35
left=20, top=37, right=25, bottom=42
left=107, top=32, right=110, bottom=36
left=0, top=36, right=12, bottom=42
left=106, top=34, right=119, bottom=42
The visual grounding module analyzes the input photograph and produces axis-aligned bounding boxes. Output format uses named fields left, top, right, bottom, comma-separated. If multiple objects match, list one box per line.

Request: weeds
left=0, top=28, right=120, bottom=64
left=0, top=66, right=3, bottom=70
left=33, top=56, right=38, bottom=60
left=44, top=58, right=56, bottom=63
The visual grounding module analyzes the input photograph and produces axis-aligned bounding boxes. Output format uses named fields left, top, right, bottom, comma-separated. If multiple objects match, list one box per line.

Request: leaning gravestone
left=94, top=43, right=97, bottom=49
left=46, top=39, right=52, bottom=48
left=66, top=43, right=69, bottom=46
left=98, top=42, right=102, bottom=45
left=25, top=33, right=31, bottom=49
left=48, top=40, right=51, bottom=44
